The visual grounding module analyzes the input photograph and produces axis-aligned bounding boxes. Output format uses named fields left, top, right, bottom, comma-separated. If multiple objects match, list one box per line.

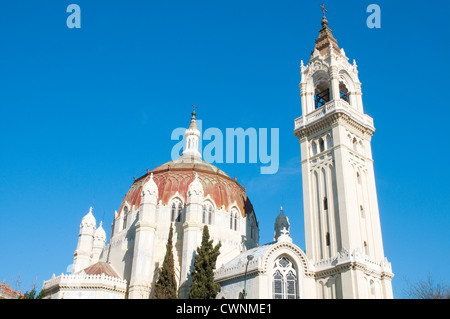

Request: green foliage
left=188, top=225, right=222, bottom=299
left=21, top=287, right=45, bottom=299
left=154, top=223, right=178, bottom=299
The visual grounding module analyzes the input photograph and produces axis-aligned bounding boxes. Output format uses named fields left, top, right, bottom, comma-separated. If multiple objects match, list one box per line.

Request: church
left=42, top=10, right=394, bottom=299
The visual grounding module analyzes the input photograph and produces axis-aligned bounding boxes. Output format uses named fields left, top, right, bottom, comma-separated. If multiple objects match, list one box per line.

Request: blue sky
left=0, top=0, right=449, bottom=298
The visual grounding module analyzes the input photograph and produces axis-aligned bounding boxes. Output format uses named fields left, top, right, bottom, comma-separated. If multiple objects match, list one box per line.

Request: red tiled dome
left=117, top=157, right=253, bottom=218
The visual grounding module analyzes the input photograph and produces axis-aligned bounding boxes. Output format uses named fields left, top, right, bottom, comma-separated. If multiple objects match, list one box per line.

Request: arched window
left=203, top=202, right=214, bottom=225
left=122, top=206, right=129, bottom=230
left=230, top=208, right=239, bottom=231
left=311, top=141, right=318, bottom=156
left=314, top=78, right=330, bottom=109
left=326, top=134, right=333, bottom=149
left=319, top=138, right=325, bottom=153
left=339, top=82, right=349, bottom=103
left=272, top=256, right=298, bottom=299
left=353, top=138, right=358, bottom=152
left=208, top=206, right=213, bottom=225
left=171, top=198, right=183, bottom=222
left=202, top=205, right=206, bottom=224
left=286, top=271, right=297, bottom=299
left=273, top=271, right=283, bottom=299
left=171, top=203, right=176, bottom=222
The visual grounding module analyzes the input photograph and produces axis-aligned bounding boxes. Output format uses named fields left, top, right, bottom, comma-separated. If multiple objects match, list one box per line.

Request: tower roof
left=78, top=261, right=121, bottom=279
left=94, top=221, right=106, bottom=240
left=311, top=8, right=341, bottom=57
left=81, top=207, right=96, bottom=227
left=188, top=107, right=198, bottom=130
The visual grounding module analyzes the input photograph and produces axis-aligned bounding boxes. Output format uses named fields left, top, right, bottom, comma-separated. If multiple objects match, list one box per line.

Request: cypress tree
left=154, top=223, right=178, bottom=299
left=188, top=225, right=222, bottom=299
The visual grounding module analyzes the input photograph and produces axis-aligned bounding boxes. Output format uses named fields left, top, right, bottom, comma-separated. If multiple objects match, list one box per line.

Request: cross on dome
left=320, top=4, right=327, bottom=18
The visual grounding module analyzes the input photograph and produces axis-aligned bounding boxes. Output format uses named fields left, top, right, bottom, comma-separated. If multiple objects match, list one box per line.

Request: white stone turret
left=187, top=173, right=204, bottom=206
left=179, top=172, right=205, bottom=298
left=274, top=206, right=290, bottom=242
left=73, top=207, right=96, bottom=273
left=141, top=173, right=159, bottom=206
left=128, top=173, right=159, bottom=299
left=91, top=221, right=106, bottom=264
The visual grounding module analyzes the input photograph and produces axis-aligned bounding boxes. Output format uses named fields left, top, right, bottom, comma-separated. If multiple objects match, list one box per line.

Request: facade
left=216, top=208, right=317, bottom=299
left=42, top=11, right=393, bottom=299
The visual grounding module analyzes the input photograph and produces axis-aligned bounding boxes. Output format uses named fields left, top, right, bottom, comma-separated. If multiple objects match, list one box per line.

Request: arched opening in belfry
left=339, top=81, right=350, bottom=103
left=314, top=79, right=330, bottom=109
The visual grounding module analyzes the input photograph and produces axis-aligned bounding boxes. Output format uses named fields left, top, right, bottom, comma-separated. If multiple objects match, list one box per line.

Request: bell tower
left=294, top=8, right=393, bottom=299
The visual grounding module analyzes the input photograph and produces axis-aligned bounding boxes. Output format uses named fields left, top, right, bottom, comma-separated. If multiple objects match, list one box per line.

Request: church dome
left=117, top=157, right=253, bottom=218
left=116, top=110, right=254, bottom=219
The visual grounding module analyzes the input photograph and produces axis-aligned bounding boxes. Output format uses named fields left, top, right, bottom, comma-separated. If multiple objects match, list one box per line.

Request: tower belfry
left=294, top=9, right=394, bottom=299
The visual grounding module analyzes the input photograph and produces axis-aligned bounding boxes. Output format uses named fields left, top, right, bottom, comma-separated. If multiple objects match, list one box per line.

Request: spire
left=81, top=206, right=96, bottom=228
left=311, top=4, right=341, bottom=57
left=94, top=221, right=106, bottom=241
left=181, top=105, right=202, bottom=159
left=274, top=206, right=290, bottom=242
left=188, top=104, right=198, bottom=130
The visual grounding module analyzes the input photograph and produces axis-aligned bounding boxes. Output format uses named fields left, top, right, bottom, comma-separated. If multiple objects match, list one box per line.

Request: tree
left=188, top=225, right=221, bottom=299
left=154, top=223, right=178, bottom=299
left=21, top=284, right=45, bottom=299
left=404, top=274, right=450, bottom=299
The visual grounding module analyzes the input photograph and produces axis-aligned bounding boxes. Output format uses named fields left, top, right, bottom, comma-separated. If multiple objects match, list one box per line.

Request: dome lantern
left=181, top=106, right=202, bottom=159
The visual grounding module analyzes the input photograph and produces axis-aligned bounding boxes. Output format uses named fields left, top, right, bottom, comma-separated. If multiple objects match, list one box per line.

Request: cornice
left=296, top=111, right=374, bottom=140
left=294, top=100, right=375, bottom=140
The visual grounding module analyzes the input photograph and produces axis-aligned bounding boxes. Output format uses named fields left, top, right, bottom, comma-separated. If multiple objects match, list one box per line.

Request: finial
left=320, top=4, right=329, bottom=27
left=192, top=104, right=197, bottom=117
left=320, top=3, right=327, bottom=18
